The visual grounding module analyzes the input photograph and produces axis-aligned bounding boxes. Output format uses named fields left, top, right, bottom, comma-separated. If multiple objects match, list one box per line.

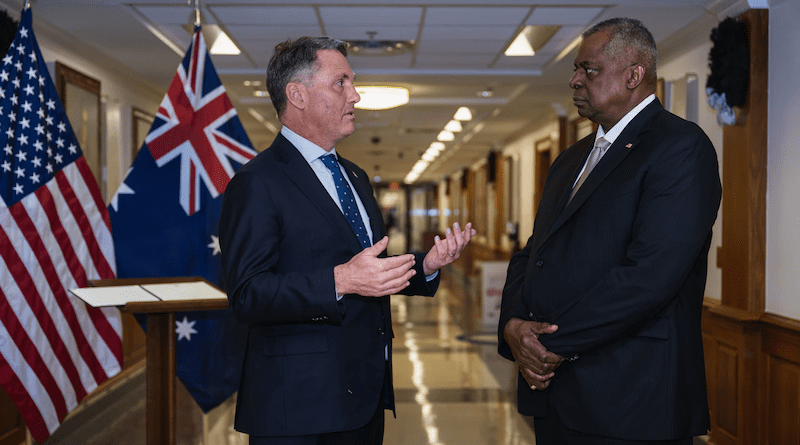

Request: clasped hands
left=504, top=317, right=564, bottom=390
left=334, top=222, right=476, bottom=297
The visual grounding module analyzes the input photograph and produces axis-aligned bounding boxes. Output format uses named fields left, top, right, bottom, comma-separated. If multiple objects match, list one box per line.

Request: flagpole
left=193, top=0, right=201, bottom=27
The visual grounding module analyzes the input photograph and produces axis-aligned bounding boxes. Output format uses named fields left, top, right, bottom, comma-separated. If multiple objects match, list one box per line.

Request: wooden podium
left=85, top=277, right=229, bottom=445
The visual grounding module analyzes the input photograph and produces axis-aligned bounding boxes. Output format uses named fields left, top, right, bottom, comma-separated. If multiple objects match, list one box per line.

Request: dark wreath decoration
left=1, top=8, right=18, bottom=55
left=706, top=17, right=749, bottom=126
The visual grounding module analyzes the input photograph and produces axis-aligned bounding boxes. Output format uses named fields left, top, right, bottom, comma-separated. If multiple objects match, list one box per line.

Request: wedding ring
left=530, top=384, right=537, bottom=390
left=448, top=253, right=455, bottom=257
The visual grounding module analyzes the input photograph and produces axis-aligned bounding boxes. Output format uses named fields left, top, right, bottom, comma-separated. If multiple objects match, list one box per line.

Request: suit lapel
left=546, top=100, right=663, bottom=240
left=272, top=135, right=364, bottom=254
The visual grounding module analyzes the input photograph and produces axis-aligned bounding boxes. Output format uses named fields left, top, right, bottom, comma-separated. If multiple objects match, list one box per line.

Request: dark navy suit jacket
left=219, top=133, right=438, bottom=437
left=498, top=100, right=720, bottom=440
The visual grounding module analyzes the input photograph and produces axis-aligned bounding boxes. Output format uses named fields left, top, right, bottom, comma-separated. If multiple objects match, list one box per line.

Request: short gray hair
left=584, top=18, right=657, bottom=87
left=266, top=36, right=349, bottom=118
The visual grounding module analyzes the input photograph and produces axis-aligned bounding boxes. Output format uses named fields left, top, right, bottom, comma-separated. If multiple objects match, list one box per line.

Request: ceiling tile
left=414, top=54, right=497, bottom=69
left=424, top=7, right=531, bottom=26
left=325, top=25, right=418, bottom=41
left=348, top=54, right=415, bottom=70
left=134, top=6, right=197, bottom=25
left=319, top=7, right=423, bottom=25
left=421, top=25, right=516, bottom=41
left=226, top=25, right=323, bottom=41
left=209, top=6, right=318, bottom=26
left=526, top=7, right=605, bottom=25
left=416, top=39, right=506, bottom=54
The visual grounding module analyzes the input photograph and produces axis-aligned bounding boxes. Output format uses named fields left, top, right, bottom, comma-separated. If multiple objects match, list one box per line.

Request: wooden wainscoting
left=703, top=301, right=800, bottom=445
left=762, top=314, right=800, bottom=444
left=0, top=387, right=26, bottom=445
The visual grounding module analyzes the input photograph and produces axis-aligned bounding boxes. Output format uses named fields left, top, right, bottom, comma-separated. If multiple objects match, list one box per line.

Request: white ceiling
left=2, top=0, right=718, bottom=184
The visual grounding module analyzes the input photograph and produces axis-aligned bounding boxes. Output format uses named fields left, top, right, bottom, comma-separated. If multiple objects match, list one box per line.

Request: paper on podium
left=141, top=281, right=225, bottom=301
left=70, top=280, right=226, bottom=308
left=70, top=285, right=159, bottom=307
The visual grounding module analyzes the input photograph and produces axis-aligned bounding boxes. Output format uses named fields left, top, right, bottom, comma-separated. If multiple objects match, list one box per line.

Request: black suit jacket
left=219, top=133, right=439, bottom=437
left=498, top=100, right=721, bottom=440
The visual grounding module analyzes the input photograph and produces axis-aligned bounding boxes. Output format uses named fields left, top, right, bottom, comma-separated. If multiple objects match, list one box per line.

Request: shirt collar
left=280, top=126, right=338, bottom=163
left=596, top=94, right=656, bottom=146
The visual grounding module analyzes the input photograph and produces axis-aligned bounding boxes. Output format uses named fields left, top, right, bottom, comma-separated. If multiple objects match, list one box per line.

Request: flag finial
left=192, top=0, right=201, bottom=27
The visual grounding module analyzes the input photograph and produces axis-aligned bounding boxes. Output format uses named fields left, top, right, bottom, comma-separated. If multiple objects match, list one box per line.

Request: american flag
left=110, top=24, right=255, bottom=412
left=0, top=6, right=121, bottom=443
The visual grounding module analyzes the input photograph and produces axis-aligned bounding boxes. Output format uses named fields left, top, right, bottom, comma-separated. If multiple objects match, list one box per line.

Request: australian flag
left=109, top=25, right=256, bottom=412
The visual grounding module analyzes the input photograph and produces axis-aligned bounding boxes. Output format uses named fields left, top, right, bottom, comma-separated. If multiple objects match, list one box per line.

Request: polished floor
left=44, top=272, right=707, bottom=445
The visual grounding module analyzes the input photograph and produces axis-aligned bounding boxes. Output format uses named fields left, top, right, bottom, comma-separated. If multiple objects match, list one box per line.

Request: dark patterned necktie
left=320, top=154, right=372, bottom=249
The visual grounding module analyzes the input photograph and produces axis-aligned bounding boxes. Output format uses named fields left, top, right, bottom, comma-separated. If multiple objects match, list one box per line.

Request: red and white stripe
left=0, top=157, right=122, bottom=443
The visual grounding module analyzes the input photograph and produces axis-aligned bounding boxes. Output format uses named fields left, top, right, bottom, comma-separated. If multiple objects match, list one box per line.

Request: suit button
left=378, top=327, right=385, bottom=335
left=536, top=260, right=544, bottom=267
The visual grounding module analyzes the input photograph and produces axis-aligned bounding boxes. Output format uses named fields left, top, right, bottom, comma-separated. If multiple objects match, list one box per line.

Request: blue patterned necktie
left=320, top=154, right=372, bottom=249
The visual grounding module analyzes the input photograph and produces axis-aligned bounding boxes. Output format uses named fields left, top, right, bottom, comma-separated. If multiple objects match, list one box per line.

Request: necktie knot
left=320, top=153, right=339, bottom=170
left=595, top=137, right=611, bottom=154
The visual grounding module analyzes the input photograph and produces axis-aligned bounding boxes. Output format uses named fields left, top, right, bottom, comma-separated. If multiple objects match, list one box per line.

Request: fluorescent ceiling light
left=506, top=32, right=535, bottom=56
left=355, top=86, right=409, bottom=110
left=444, top=120, right=463, bottom=132
left=505, top=25, right=561, bottom=57
left=429, top=142, right=446, bottom=152
left=437, top=130, right=455, bottom=142
left=454, top=107, right=472, bottom=121
left=204, top=25, right=240, bottom=55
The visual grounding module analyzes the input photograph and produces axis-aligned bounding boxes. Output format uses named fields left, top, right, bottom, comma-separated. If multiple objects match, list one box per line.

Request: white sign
left=481, top=261, right=508, bottom=328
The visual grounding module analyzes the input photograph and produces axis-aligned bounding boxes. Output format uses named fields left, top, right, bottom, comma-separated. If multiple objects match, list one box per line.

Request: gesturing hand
left=503, top=318, right=564, bottom=390
left=334, top=236, right=416, bottom=297
left=422, top=222, right=477, bottom=276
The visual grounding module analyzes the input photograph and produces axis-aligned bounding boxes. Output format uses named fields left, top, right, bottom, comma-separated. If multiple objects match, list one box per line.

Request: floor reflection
left=385, top=283, right=536, bottom=445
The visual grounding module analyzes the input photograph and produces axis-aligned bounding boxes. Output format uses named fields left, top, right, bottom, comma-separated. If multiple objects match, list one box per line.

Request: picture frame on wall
left=55, top=61, right=102, bottom=195
left=132, top=107, right=154, bottom=162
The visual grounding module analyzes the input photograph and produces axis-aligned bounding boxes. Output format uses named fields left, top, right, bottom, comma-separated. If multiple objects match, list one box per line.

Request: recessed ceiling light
left=454, top=107, right=472, bottom=121
left=505, top=25, right=561, bottom=57
left=437, top=130, right=455, bottom=142
left=355, top=86, right=409, bottom=110
left=205, top=25, right=240, bottom=55
left=444, top=120, right=463, bottom=132
left=506, top=31, right=535, bottom=56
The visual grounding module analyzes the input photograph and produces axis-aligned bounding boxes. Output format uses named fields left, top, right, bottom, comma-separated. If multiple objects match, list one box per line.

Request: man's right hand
left=333, top=236, right=416, bottom=297
left=504, top=317, right=563, bottom=390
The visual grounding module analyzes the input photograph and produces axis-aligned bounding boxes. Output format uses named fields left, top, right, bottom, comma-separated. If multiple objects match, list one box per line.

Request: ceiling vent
left=347, top=34, right=415, bottom=56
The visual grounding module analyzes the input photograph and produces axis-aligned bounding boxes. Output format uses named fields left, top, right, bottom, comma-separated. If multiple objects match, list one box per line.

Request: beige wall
left=766, top=0, right=800, bottom=319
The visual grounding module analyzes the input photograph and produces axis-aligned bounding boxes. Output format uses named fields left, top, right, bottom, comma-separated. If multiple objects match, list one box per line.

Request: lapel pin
left=352, top=171, right=358, bottom=178
left=625, top=143, right=633, bottom=149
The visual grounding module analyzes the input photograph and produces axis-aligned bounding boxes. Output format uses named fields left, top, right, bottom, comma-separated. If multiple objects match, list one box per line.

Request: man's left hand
left=422, top=222, right=476, bottom=276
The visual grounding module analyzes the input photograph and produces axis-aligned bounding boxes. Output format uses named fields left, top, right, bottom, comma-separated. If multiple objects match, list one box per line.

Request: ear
left=627, top=64, right=645, bottom=90
left=285, top=82, right=306, bottom=110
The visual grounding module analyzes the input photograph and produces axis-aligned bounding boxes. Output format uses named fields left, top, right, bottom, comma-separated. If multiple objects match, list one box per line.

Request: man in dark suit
left=498, top=18, right=721, bottom=445
left=219, top=37, right=475, bottom=445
